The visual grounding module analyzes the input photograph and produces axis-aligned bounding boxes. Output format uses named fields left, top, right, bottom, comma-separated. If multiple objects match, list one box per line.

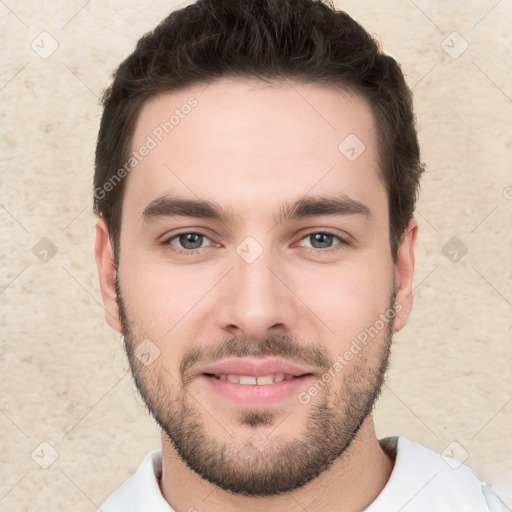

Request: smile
left=206, top=373, right=296, bottom=385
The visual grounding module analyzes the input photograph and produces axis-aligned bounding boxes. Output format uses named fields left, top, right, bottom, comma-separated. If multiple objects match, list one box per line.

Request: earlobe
left=94, top=217, right=122, bottom=332
left=393, top=218, right=418, bottom=333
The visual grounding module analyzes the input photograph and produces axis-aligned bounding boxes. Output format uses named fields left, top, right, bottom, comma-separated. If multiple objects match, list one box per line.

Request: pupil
left=179, top=233, right=332, bottom=250
left=181, top=233, right=202, bottom=249
left=312, top=233, right=332, bottom=248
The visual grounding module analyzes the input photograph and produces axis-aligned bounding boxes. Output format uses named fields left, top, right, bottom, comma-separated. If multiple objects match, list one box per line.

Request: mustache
left=180, top=334, right=332, bottom=384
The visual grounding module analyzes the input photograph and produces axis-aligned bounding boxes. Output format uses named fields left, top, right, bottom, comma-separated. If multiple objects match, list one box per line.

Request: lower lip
left=198, top=374, right=315, bottom=407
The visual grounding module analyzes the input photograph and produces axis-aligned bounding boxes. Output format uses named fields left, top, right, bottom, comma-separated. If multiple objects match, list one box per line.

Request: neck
left=159, top=415, right=394, bottom=512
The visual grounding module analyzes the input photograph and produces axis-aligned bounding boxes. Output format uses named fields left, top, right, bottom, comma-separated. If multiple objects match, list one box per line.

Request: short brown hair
left=94, top=0, right=424, bottom=262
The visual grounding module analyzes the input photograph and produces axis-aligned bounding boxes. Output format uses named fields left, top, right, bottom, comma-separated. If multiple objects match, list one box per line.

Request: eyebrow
left=140, top=194, right=372, bottom=225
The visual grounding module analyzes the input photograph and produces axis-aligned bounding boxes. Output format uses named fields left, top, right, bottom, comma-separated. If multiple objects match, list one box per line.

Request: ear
left=393, top=218, right=418, bottom=332
left=94, top=217, right=122, bottom=332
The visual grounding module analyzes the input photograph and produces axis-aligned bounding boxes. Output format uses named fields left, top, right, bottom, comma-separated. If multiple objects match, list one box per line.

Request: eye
left=161, top=230, right=348, bottom=256
left=163, top=231, right=214, bottom=254
left=296, top=231, right=347, bottom=252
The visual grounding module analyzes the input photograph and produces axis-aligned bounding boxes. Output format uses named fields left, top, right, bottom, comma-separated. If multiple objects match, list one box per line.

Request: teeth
left=213, top=373, right=295, bottom=385
left=274, top=372, right=285, bottom=383
left=239, top=376, right=257, bottom=385
left=256, top=375, right=274, bottom=385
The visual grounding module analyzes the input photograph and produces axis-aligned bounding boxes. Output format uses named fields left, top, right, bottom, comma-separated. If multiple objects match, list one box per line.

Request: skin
left=95, top=78, right=418, bottom=512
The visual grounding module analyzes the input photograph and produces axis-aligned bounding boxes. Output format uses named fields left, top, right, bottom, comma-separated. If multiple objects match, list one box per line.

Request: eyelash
left=161, top=230, right=349, bottom=256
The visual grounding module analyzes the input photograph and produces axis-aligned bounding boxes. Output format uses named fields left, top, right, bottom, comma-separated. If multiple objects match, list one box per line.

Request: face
left=95, top=78, right=417, bottom=496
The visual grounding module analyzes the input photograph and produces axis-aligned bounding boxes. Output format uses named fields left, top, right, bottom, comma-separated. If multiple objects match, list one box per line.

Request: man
left=93, top=0, right=509, bottom=510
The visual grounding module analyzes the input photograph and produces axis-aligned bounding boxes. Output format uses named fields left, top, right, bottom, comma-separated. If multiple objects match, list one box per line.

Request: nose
left=214, top=244, right=299, bottom=341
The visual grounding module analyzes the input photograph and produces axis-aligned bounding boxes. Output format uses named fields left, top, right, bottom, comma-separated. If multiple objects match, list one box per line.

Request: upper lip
left=198, top=358, right=316, bottom=378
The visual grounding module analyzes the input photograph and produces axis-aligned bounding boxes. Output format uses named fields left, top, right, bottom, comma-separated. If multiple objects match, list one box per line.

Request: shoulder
left=365, top=436, right=510, bottom=512
left=97, top=450, right=174, bottom=512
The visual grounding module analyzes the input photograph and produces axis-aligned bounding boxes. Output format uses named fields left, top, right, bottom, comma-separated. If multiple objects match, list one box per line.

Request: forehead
left=125, top=78, right=385, bottom=222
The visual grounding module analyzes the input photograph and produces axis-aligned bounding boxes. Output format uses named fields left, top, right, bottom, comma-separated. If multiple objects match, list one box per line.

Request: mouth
left=197, top=357, right=316, bottom=380
left=204, top=372, right=312, bottom=385
left=196, top=358, right=317, bottom=407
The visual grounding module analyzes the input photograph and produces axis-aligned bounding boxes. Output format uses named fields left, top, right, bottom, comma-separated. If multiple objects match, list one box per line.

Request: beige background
left=1, top=0, right=511, bottom=510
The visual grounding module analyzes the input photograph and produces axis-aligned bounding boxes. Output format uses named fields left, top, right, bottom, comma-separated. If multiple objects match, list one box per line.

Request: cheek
left=120, top=255, right=212, bottom=335
left=120, top=235, right=394, bottom=351
left=297, top=257, right=393, bottom=344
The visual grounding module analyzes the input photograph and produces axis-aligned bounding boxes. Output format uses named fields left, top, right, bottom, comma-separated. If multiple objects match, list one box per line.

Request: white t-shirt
left=98, top=436, right=510, bottom=512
